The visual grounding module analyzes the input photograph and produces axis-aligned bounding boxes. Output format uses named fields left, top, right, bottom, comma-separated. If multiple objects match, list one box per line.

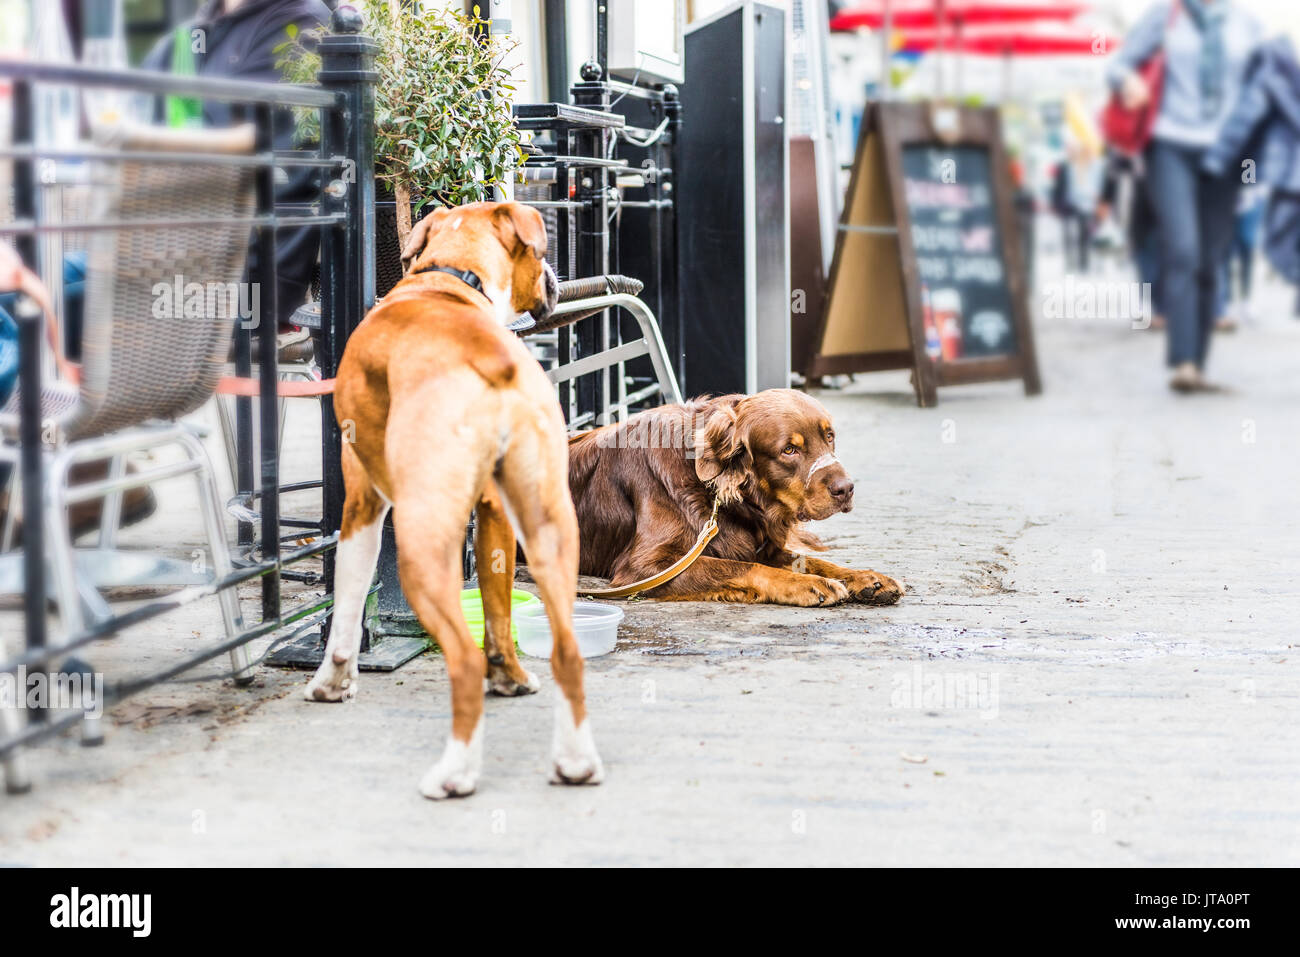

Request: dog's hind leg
left=398, top=509, right=487, bottom=800
left=383, top=419, right=491, bottom=799
left=497, top=428, right=603, bottom=787
left=476, top=480, right=540, bottom=696
left=306, top=443, right=389, bottom=702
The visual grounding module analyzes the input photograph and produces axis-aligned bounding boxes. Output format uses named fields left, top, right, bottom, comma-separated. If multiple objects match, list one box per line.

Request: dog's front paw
left=304, top=654, right=359, bottom=702
left=550, top=702, right=604, bottom=786
left=846, top=570, right=903, bottom=605
left=782, top=575, right=850, bottom=607
left=420, top=728, right=483, bottom=800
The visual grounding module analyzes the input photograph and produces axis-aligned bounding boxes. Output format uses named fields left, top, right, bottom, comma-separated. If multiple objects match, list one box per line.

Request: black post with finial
left=317, top=4, right=378, bottom=650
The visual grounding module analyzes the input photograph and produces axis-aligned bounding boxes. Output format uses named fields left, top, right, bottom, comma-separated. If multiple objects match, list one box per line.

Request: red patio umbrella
left=893, top=24, right=1108, bottom=56
left=961, top=29, right=1106, bottom=55
left=834, top=1, right=1096, bottom=97
left=888, top=23, right=1108, bottom=102
left=831, top=1, right=1089, bottom=32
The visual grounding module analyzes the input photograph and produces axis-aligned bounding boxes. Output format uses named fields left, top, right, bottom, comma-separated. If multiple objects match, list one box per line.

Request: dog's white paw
left=304, top=655, right=358, bottom=702
left=419, top=722, right=483, bottom=800
left=488, top=667, right=541, bottom=697
left=549, top=700, right=604, bottom=786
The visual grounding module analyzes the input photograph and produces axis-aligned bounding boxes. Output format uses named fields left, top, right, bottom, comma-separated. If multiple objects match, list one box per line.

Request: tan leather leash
left=577, top=497, right=720, bottom=599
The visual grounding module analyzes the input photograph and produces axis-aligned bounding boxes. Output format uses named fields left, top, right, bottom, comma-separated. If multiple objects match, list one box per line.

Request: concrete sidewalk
left=2, top=265, right=1298, bottom=866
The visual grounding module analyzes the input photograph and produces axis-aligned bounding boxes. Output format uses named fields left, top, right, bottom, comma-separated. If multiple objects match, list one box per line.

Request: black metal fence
left=0, top=13, right=377, bottom=776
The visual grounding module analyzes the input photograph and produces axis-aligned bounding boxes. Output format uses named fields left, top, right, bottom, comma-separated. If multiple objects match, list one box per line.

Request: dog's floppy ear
left=400, top=207, right=452, bottom=272
left=694, top=400, right=752, bottom=505
left=492, top=202, right=548, bottom=260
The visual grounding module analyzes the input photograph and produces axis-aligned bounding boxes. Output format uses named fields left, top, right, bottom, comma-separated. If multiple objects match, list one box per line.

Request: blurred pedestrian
left=1099, top=150, right=1165, bottom=328
left=1214, top=185, right=1266, bottom=329
left=1204, top=36, right=1300, bottom=320
left=1051, top=138, right=1103, bottom=274
left=1110, top=0, right=1264, bottom=393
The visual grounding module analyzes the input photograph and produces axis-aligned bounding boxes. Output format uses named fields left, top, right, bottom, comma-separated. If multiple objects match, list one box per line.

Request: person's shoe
left=1150, top=314, right=1167, bottom=331
left=1170, top=362, right=1201, bottom=393
left=225, top=325, right=315, bottom=365
left=0, top=459, right=157, bottom=546
left=1191, top=375, right=1234, bottom=395
left=1215, top=315, right=1239, bottom=333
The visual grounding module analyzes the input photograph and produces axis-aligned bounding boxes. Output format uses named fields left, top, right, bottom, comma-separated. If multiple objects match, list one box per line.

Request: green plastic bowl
left=460, top=588, right=541, bottom=647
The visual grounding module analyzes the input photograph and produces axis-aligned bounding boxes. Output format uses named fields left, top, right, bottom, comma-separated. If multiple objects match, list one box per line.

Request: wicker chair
left=0, top=123, right=260, bottom=740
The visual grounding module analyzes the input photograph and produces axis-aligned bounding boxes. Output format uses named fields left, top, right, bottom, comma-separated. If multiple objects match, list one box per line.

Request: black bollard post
left=12, top=78, right=47, bottom=725
left=318, top=4, right=378, bottom=651
left=270, top=6, right=425, bottom=671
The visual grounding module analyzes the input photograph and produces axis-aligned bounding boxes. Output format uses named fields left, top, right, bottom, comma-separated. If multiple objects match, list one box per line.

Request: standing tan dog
left=304, top=202, right=603, bottom=798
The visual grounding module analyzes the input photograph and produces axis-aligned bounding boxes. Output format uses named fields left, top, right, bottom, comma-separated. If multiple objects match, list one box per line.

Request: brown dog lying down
left=568, top=389, right=903, bottom=606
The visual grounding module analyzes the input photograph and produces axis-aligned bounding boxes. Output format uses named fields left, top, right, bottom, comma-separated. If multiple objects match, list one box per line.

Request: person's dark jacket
left=1204, top=37, right=1300, bottom=191
left=1050, top=163, right=1082, bottom=217
left=142, top=0, right=332, bottom=327
left=1204, top=37, right=1300, bottom=285
left=1100, top=150, right=1157, bottom=249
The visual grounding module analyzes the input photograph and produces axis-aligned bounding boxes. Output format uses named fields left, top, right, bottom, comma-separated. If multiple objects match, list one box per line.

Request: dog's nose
left=531, top=260, right=559, bottom=322
left=829, top=477, right=854, bottom=501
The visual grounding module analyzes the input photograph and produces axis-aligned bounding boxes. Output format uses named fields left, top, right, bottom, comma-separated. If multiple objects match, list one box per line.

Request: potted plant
left=278, top=0, right=522, bottom=258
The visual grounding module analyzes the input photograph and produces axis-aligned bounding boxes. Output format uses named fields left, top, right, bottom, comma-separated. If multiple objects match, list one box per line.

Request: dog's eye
left=826, top=431, right=835, bottom=444
left=782, top=444, right=799, bottom=456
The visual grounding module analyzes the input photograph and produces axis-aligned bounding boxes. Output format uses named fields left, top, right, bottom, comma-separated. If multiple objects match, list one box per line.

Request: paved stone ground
left=2, top=247, right=1298, bottom=866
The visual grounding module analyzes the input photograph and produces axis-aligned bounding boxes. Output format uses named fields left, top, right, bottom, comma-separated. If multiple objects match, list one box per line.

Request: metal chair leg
left=44, top=453, right=103, bottom=746
left=0, top=464, right=19, bottom=553
left=97, top=453, right=126, bottom=550
left=44, top=458, right=110, bottom=628
left=45, top=454, right=88, bottom=639
left=614, top=294, right=682, bottom=404
left=178, top=430, right=252, bottom=684
left=217, top=367, right=311, bottom=496
left=278, top=394, right=288, bottom=455
left=540, top=294, right=683, bottom=409
left=1, top=690, right=30, bottom=794
left=214, top=394, right=240, bottom=492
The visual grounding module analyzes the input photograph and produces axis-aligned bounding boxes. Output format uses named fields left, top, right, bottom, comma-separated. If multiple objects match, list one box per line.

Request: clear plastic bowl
left=514, top=601, right=624, bottom=659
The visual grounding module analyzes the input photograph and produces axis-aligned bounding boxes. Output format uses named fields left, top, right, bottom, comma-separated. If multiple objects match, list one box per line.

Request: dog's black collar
left=411, top=262, right=489, bottom=300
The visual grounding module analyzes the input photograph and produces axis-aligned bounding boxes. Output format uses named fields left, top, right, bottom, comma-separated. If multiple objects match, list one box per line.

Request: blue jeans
left=1216, top=202, right=1265, bottom=316
left=0, top=252, right=86, bottom=405
left=1146, top=141, right=1241, bottom=368
left=1135, top=228, right=1163, bottom=317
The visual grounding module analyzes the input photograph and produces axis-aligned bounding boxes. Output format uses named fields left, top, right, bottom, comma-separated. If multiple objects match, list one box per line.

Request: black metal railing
left=0, top=11, right=377, bottom=771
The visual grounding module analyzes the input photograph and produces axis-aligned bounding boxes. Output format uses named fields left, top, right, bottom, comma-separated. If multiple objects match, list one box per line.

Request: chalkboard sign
left=806, top=103, right=1040, bottom=406
left=903, top=144, right=1018, bottom=360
